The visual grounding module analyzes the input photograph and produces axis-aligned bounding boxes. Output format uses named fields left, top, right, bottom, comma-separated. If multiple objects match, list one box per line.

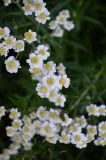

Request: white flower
left=59, top=74, right=70, bottom=89
left=12, top=119, right=22, bottom=131
left=3, top=0, right=12, bottom=6
left=48, top=90, right=58, bottom=103
left=3, top=36, right=16, bottom=49
left=33, top=120, right=42, bottom=134
left=0, top=106, right=6, bottom=119
left=61, top=114, right=72, bottom=126
left=86, top=104, right=99, bottom=116
left=49, top=20, right=58, bottom=30
left=55, top=94, right=66, bottom=107
left=98, top=121, right=106, bottom=134
left=86, top=125, right=97, bottom=135
left=26, top=53, right=43, bottom=68
left=42, top=74, right=59, bottom=90
left=46, top=135, right=59, bottom=144
left=0, top=43, right=8, bottom=57
left=40, top=121, right=57, bottom=137
left=36, top=83, right=50, bottom=98
left=14, top=40, right=25, bottom=52
left=56, top=14, right=67, bottom=25
left=52, top=26, right=64, bottom=38
left=35, top=8, right=50, bottom=24
left=69, top=123, right=82, bottom=135
left=75, top=116, right=87, bottom=128
left=59, top=10, right=70, bottom=19
left=43, top=61, right=56, bottom=75
left=6, top=126, right=16, bottom=137
left=59, top=131, right=71, bottom=144
left=5, top=56, right=21, bottom=73
left=49, top=108, right=61, bottom=124
left=0, top=27, right=10, bottom=39
left=71, top=133, right=87, bottom=145
left=24, top=30, right=37, bottom=43
left=33, top=0, right=46, bottom=13
left=36, top=44, right=50, bottom=60
left=98, top=105, right=106, bottom=116
left=36, top=106, right=49, bottom=121
left=57, top=63, right=66, bottom=75
left=64, top=21, right=75, bottom=31
left=9, top=108, right=21, bottom=119
left=29, top=67, right=42, bottom=76
left=23, top=3, right=33, bottom=15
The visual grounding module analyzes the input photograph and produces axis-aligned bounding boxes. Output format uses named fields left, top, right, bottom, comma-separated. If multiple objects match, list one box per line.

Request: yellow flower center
left=7, top=61, right=16, bottom=69
left=24, top=4, right=31, bottom=11
left=39, top=49, right=46, bottom=55
left=34, top=2, right=42, bottom=10
left=25, top=32, right=33, bottom=41
left=47, top=78, right=55, bottom=86
left=33, top=68, right=41, bottom=74
left=74, top=135, right=81, bottom=142
left=31, top=57, right=39, bottom=64
left=45, top=64, right=52, bottom=72
left=39, top=12, right=46, bottom=20
left=0, top=28, right=5, bottom=36
left=60, top=78, right=66, bottom=86
left=45, top=126, right=52, bottom=133
left=0, top=46, right=6, bottom=56
left=40, top=86, right=48, bottom=94
left=15, top=42, right=23, bottom=50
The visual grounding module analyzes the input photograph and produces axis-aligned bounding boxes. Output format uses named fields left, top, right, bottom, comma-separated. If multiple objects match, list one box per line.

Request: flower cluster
left=3, top=0, right=50, bottom=24
left=0, top=104, right=105, bottom=159
left=0, top=26, right=37, bottom=73
left=49, top=10, right=75, bottom=37
left=26, top=44, right=70, bottom=107
left=23, top=0, right=50, bottom=24
left=86, top=104, right=106, bottom=116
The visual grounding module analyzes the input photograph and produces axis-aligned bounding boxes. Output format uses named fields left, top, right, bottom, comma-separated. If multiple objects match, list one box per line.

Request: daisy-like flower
left=24, top=30, right=37, bottom=43
left=71, top=133, right=87, bottom=145
left=57, top=63, right=66, bottom=75
left=14, top=40, right=25, bottom=52
left=69, top=123, right=82, bottom=135
left=48, top=90, right=58, bottom=103
left=59, top=131, right=71, bottom=144
left=5, top=56, right=21, bottom=73
left=49, top=108, right=61, bottom=124
left=23, top=3, right=33, bottom=15
left=12, top=119, right=22, bottom=131
left=59, top=74, right=70, bottom=89
left=43, top=61, right=56, bottom=75
left=98, top=105, right=106, bottom=116
left=9, top=108, right=21, bottom=119
left=46, top=135, right=59, bottom=144
left=49, top=20, right=58, bottom=30
left=61, top=114, right=72, bottom=126
left=59, top=10, right=70, bottom=19
left=29, top=112, right=36, bottom=120
left=42, top=74, right=59, bottom=90
left=0, top=43, right=8, bottom=57
left=63, top=21, right=75, bottom=31
left=86, top=104, right=99, bottom=116
left=0, top=26, right=10, bottom=39
left=55, top=94, right=66, bottom=107
left=52, top=26, right=64, bottom=38
left=36, top=44, right=50, bottom=60
left=56, top=14, right=67, bottom=25
left=98, top=121, right=106, bottom=134
left=6, top=126, right=16, bottom=137
left=36, top=106, right=49, bottom=121
left=75, top=116, right=87, bottom=128
left=29, top=67, right=42, bottom=76
left=26, top=53, right=43, bottom=68
left=3, top=36, right=16, bottom=49
left=40, top=121, right=57, bottom=137
left=86, top=125, right=97, bottom=135
left=0, top=106, right=6, bottom=119
left=36, top=83, right=50, bottom=98
left=35, top=8, right=50, bottom=24
left=3, top=0, right=12, bottom=6
left=33, top=0, right=46, bottom=13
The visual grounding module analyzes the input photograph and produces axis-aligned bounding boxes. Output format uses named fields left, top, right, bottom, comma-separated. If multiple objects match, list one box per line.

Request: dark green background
left=0, top=0, right=106, bottom=159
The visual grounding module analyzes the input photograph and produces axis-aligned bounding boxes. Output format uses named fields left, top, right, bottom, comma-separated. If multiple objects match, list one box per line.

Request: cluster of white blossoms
left=86, top=104, right=106, bottom=116
left=26, top=44, right=70, bottom=107
left=49, top=10, right=75, bottom=37
left=0, top=104, right=105, bottom=159
left=3, top=0, right=50, bottom=24
left=0, top=26, right=37, bottom=73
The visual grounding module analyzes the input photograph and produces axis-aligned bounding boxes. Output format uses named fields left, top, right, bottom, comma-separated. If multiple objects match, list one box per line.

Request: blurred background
left=0, top=0, right=106, bottom=159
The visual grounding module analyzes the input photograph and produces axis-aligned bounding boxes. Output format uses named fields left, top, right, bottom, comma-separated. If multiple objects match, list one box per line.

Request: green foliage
left=0, top=0, right=106, bottom=159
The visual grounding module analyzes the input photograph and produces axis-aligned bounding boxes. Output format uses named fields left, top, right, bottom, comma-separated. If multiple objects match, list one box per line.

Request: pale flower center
left=7, top=61, right=16, bottom=69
